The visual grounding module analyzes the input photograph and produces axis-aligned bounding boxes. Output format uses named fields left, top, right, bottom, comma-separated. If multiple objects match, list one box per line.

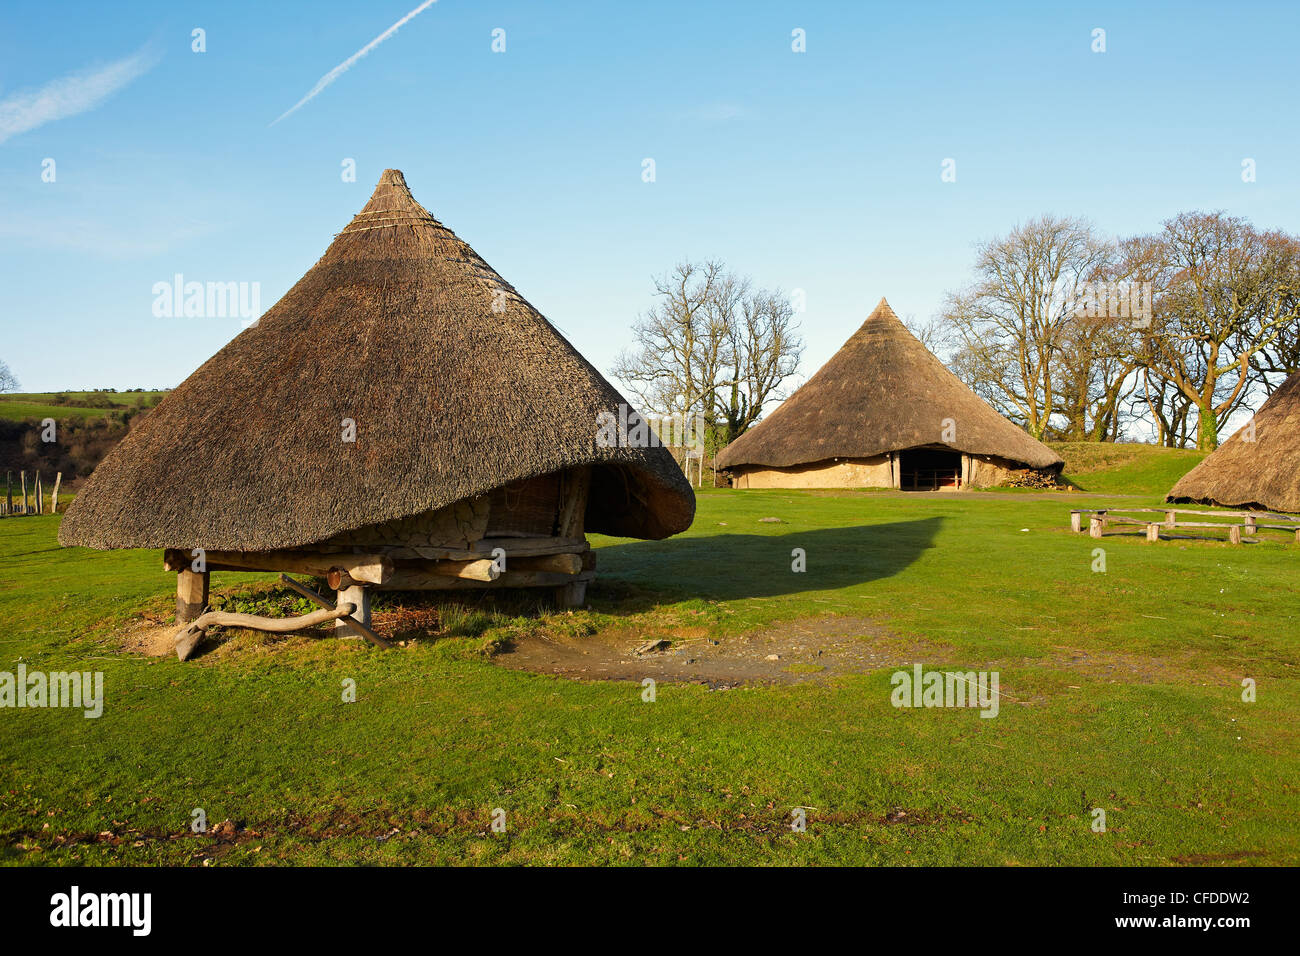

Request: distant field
left=1051, top=442, right=1207, bottom=496
left=0, top=392, right=168, bottom=423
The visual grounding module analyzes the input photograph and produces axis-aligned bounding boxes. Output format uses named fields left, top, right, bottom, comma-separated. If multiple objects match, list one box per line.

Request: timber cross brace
left=165, top=553, right=393, bottom=660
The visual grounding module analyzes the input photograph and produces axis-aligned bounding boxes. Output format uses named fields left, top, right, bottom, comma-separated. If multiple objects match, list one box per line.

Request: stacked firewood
left=1005, top=469, right=1061, bottom=489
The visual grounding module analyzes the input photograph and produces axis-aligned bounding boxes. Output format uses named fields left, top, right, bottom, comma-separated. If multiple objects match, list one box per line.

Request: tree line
left=615, top=210, right=1299, bottom=456
left=935, top=211, right=1300, bottom=450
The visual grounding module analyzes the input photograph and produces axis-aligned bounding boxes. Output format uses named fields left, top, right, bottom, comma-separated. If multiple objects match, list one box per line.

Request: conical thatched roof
left=716, top=299, right=1062, bottom=471
left=60, top=170, right=694, bottom=551
left=1167, top=371, right=1300, bottom=513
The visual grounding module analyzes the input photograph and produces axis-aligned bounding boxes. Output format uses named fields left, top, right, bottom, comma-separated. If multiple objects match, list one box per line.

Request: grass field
left=0, top=392, right=168, bottom=423
left=1, top=470, right=1295, bottom=867
left=1050, top=442, right=1208, bottom=495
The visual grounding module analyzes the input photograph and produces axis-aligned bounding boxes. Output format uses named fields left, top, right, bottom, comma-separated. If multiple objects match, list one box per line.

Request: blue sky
left=1, top=0, right=1297, bottom=393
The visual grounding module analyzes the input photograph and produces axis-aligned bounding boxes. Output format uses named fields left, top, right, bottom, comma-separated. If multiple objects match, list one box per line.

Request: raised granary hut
left=715, top=298, right=1063, bottom=490
left=1167, top=370, right=1300, bottom=514
left=59, top=169, right=695, bottom=657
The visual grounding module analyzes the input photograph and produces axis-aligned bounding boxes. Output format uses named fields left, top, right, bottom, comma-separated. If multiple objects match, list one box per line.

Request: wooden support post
left=176, top=568, right=209, bottom=624
left=1089, top=516, right=1104, bottom=539
left=555, top=580, right=587, bottom=609
left=5, top=471, right=10, bottom=515
left=50, top=473, right=61, bottom=514
left=1146, top=523, right=1160, bottom=543
left=1070, top=511, right=1082, bottom=533
left=20, top=472, right=27, bottom=515
left=1229, top=525, right=1242, bottom=546
left=34, top=472, right=42, bottom=515
left=1295, top=528, right=1300, bottom=544
left=1165, top=510, right=1176, bottom=528
left=1245, top=514, right=1257, bottom=534
left=336, top=584, right=370, bottom=633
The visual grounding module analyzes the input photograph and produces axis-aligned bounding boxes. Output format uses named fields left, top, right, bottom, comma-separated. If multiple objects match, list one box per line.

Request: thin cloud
left=0, top=47, right=155, bottom=145
left=271, top=0, right=436, bottom=126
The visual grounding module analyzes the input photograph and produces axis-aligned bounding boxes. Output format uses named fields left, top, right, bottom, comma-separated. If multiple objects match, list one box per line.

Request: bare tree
left=0, top=359, right=18, bottom=393
left=719, top=288, right=803, bottom=444
left=1136, top=212, right=1300, bottom=449
left=612, top=260, right=803, bottom=447
left=1247, top=232, right=1300, bottom=394
left=939, top=215, right=1112, bottom=439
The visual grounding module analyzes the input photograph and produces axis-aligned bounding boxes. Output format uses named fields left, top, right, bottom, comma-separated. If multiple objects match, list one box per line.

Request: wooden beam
left=175, top=568, right=209, bottom=625
left=164, top=548, right=392, bottom=584
left=174, top=603, right=355, bottom=661
left=513, top=552, right=583, bottom=575
left=432, top=558, right=500, bottom=582
left=374, top=568, right=594, bottom=592
left=279, top=574, right=391, bottom=649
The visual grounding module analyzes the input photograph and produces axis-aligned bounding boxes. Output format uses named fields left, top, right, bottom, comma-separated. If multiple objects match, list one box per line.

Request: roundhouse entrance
left=898, top=448, right=962, bottom=490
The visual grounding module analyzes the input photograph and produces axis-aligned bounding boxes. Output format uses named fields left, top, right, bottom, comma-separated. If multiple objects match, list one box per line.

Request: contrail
left=271, top=0, right=436, bottom=126
left=0, top=47, right=155, bottom=145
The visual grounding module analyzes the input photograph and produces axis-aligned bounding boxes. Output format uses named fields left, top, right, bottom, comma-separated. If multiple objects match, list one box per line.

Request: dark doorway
left=899, top=448, right=962, bottom=490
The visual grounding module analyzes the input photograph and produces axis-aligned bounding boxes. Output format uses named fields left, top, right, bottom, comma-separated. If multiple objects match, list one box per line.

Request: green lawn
left=1, top=486, right=1295, bottom=866
left=1051, top=442, right=1208, bottom=496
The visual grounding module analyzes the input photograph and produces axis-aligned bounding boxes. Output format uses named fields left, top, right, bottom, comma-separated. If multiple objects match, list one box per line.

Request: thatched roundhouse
left=715, top=299, right=1063, bottom=490
left=1167, top=371, right=1300, bottom=513
left=60, top=169, right=694, bottom=646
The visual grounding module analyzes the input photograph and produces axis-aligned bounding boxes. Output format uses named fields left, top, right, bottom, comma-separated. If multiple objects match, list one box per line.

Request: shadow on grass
left=589, top=517, right=944, bottom=610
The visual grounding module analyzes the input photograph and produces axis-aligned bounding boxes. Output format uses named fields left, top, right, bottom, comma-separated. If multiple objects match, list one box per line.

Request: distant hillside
left=0, top=390, right=168, bottom=423
left=1050, top=442, right=1207, bottom=496
left=0, top=391, right=168, bottom=485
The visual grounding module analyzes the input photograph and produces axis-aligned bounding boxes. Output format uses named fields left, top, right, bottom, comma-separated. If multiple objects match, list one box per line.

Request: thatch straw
left=1167, top=370, right=1300, bottom=513
left=715, top=298, right=1063, bottom=471
left=60, top=170, right=694, bottom=550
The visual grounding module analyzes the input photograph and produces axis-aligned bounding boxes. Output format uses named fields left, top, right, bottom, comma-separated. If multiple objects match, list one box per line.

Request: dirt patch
left=116, top=617, right=181, bottom=657
left=494, top=615, right=941, bottom=688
